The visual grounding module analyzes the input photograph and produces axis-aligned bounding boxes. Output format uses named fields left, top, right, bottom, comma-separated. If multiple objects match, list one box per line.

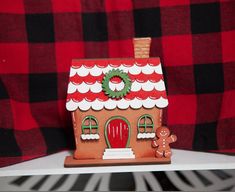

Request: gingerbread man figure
left=152, top=126, right=177, bottom=158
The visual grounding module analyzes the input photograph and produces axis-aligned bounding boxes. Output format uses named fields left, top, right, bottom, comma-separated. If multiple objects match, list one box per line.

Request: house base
left=64, top=156, right=171, bottom=167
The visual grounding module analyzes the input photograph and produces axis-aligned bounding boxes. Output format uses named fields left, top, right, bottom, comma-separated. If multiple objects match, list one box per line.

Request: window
left=81, top=115, right=99, bottom=140
left=137, top=114, right=155, bottom=139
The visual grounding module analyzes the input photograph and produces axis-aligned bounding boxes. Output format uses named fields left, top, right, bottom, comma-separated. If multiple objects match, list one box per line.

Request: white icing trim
left=155, top=63, right=163, bottom=74
left=90, top=81, right=103, bottom=93
left=75, top=65, right=90, bottom=77
left=67, top=82, right=77, bottom=94
left=102, top=65, right=113, bottom=74
left=91, top=99, right=104, bottom=111
left=81, top=134, right=100, bottom=140
left=68, top=80, right=165, bottom=94
left=154, top=97, right=169, bottom=108
left=77, top=82, right=89, bottom=93
left=109, top=81, right=125, bottom=91
left=132, top=80, right=166, bottom=92
left=117, top=99, right=130, bottom=109
left=90, top=65, right=103, bottom=76
left=154, top=79, right=165, bottom=91
left=142, top=97, right=156, bottom=108
left=103, top=99, right=117, bottom=109
left=66, top=100, right=78, bottom=111
left=128, top=64, right=142, bottom=75
left=131, top=81, right=142, bottom=91
left=69, top=67, right=77, bottom=77
left=66, top=97, right=168, bottom=111
left=129, top=97, right=144, bottom=109
left=69, top=63, right=163, bottom=77
left=77, top=99, right=91, bottom=111
left=137, top=132, right=156, bottom=139
left=142, top=64, right=155, bottom=74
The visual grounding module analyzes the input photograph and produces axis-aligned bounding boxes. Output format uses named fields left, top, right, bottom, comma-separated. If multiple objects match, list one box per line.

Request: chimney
left=133, top=37, right=151, bottom=58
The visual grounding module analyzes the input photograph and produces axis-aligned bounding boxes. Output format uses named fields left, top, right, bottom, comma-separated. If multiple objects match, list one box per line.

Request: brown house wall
left=72, top=107, right=162, bottom=159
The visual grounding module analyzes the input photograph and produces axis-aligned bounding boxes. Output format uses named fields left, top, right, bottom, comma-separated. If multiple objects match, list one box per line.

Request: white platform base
left=102, top=148, right=135, bottom=159
left=1, top=149, right=235, bottom=177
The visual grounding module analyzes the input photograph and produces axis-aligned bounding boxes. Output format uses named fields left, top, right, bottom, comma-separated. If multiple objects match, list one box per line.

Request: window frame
left=137, top=114, right=154, bottom=133
left=81, top=115, right=99, bottom=134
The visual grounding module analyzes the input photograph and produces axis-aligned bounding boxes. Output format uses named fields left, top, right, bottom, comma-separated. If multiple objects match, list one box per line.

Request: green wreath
left=102, top=69, right=132, bottom=99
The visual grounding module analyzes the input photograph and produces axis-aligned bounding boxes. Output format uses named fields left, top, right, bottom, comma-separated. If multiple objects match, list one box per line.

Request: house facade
left=66, top=57, right=169, bottom=161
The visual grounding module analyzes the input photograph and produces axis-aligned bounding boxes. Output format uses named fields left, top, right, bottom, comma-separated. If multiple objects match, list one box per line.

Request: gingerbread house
left=65, top=38, right=171, bottom=167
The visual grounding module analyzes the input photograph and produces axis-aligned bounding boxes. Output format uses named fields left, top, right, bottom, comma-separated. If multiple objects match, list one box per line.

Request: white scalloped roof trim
left=109, top=81, right=125, bottom=91
left=66, top=97, right=168, bottom=111
left=69, top=63, right=163, bottom=77
left=67, top=79, right=166, bottom=94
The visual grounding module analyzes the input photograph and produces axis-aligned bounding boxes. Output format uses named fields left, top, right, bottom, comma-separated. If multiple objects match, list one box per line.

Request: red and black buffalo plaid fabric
left=0, top=0, right=235, bottom=167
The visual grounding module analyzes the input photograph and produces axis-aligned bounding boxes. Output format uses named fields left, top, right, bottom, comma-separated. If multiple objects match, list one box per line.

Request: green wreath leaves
left=102, top=69, right=132, bottom=99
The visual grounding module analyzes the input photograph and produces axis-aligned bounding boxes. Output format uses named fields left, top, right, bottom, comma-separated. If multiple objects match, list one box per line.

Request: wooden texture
left=65, top=37, right=173, bottom=167
left=64, top=155, right=170, bottom=167
left=72, top=108, right=162, bottom=159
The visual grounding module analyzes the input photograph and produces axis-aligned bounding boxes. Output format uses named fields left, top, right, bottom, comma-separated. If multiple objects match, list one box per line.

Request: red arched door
left=105, top=116, right=130, bottom=148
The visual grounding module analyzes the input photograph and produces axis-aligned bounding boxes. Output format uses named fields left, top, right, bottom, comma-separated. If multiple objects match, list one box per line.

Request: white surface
left=103, top=148, right=135, bottom=159
left=0, top=149, right=235, bottom=177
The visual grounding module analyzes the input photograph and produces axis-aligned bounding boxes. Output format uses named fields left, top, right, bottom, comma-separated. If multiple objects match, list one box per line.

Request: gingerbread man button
left=152, top=126, right=177, bottom=158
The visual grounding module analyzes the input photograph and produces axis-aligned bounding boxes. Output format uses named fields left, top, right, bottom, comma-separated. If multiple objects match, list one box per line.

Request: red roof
left=66, top=57, right=168, bottom=111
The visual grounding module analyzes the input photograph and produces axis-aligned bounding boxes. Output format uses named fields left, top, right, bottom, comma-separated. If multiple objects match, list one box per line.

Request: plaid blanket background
left=0, top=0, right=235, bottom=167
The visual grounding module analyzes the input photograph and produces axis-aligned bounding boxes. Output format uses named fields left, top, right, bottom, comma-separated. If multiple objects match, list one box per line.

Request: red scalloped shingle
left=67, top=57, right=167, bottom=105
